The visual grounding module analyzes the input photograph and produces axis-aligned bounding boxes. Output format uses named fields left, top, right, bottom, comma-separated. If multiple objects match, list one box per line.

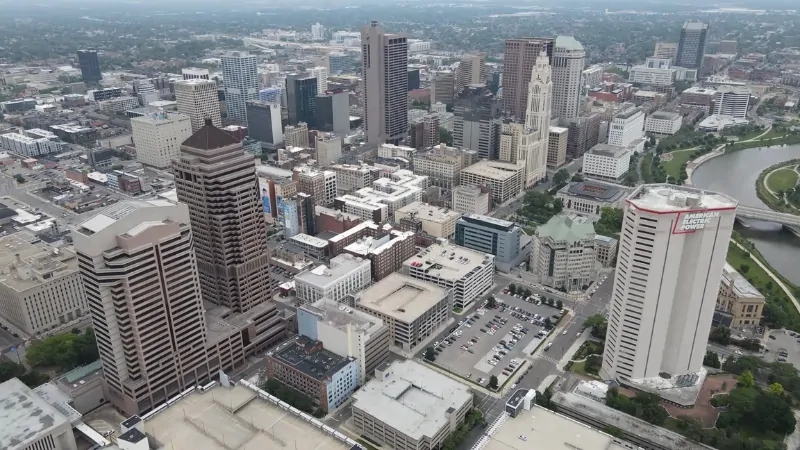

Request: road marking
left=533, top=355, right=560, bottom=365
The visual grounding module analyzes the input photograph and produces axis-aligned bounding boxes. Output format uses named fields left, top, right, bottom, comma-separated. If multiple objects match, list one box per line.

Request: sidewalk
left=731, top=239, right=800, bottom=313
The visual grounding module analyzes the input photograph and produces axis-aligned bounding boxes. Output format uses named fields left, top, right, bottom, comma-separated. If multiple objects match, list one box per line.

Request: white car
left=511, top=383, right=517, bottom=389
left=562, top=330, right=568, bottom=335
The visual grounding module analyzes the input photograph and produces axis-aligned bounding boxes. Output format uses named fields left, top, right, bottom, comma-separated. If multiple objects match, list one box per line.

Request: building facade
left=645, top=111, right=682, bottom=135
left=460, top=160, right=524, bottom=204
left=452, top=84, right=501, bottom=160
left=676, top=21, right=709, bottom=70
left=245, top=100, right=283, bottom=145
left=394, top=201, right=461, bottom=239
left=531, top=214, right=597, bottom=290
left=131, top=112, right=192, bottom=169
left=551, top=36, right=585, bottom=122
left=713, top=86, right=751, bottom=118
left=502, top=38, right=554, bottom=121
left=77, top=49, right=102, bottom=83
left=601, top=185, right=737, bottom=381
left=582, top=144, right=631, bottom=182
left=361, top=21, right=408, bottom=144
left=716, top=263, right=765, bottom=326
left=295, top=254, right=372, bottom=305
left=548, top=126, right=568, bottom=167
left=221, top=52, right=259, bottom=125
left=174, top=79, right=222, bottom=133
left=452, top=185, right=491, bottom=215
left=455, top=214, right=521, bottom=264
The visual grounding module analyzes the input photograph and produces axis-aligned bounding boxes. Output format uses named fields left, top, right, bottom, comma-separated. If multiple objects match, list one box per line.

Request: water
left=691, top=144, right=800, bottom=285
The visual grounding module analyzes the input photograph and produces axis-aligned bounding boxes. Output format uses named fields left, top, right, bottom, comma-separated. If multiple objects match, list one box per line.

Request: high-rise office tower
left=431, top=70, right=455, bottom=106
left=675, top=21, right=709, bottom=69
left=502, top=38, right=554, bottom=120
left=315, top=91, right=351, bottom=134
left=182, top=68, right=210, bottom=80
left=311, top=22, right=326, bottom=41
left=246, top=100, right=283, bottom=145
left=551, top=36, right=585, bottom=122
left=456, top=53, right=487, bottom=94
left=173, top=119, right=275, bottom=312
left=453, top=84, right=501, bottom=160
left=174, top=79, right=223, bottom=133
left=361, top=21, right=408, bottom=145
left=221, top=52, right=259, bottom=125
left=601, top=185, right=737, bottom=382
left=286, top=73, right=318, bottom=126
left=307, top=66, right=329, bottom=95
left=77, top=49, right=102, bottom=83
left=259, top=87, right=281, bottom=104
left=131, top=112, right=192, bottom=169
left=72, top=201, right=210, bottom=414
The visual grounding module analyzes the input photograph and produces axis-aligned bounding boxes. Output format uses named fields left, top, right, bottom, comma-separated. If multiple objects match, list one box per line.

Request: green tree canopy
left=26, top=328, right=99, bottom=372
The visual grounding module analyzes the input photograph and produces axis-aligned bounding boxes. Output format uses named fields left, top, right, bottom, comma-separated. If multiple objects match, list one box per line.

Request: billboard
left=672, top=210, right=720, bottom=234
left=258, top=178, right=271, bottom=214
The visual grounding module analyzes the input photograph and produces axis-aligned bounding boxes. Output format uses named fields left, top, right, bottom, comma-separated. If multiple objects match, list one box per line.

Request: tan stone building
left=548, top=126, right=568, bottom=168
left=716, top=262, right=765, bottom=326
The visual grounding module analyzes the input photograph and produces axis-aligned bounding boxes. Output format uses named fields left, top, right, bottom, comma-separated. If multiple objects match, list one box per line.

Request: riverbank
left=756, top=160, right=800, bottom=213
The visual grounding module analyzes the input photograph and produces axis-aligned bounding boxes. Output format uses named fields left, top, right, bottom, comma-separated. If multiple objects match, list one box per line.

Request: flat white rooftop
left=352, top=360, right=472, bottom=442
left=405, top=243, right=493, bottom=280
left=482, top=406, right=628, bottom=450
left=0, top=378, right=71, bottom=450
left=628, top=184, right=737, bottom=213
left=357, top=273, right=447, bottom=322
left=395, top=201, right=461, bottom=224
left=461, top=160, right=521, bottom=181
left=722, top=262, right=763, bottom=298
left=295, top=254, right=370, bottom=287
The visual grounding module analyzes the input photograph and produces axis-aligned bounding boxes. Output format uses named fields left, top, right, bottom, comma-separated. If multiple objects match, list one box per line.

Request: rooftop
left=683, top=86, right=717, bottom=95
left=268, top=336, right=354, bottom=381
left=536, top=213, right=596, bottom=244
left=295, top=254, right=370, bottom=288
left=357, top=273, right=448, bottom=322
left=555, top=35, right=584, bottom=52
left=459, top=213, right=516, bottom=230
left=549, top=126, right=568, bottom=134
left=395, top=202, right=461, bottom=224
left=595, top=234, right=618, bottom=245
left=77, top=200, right=175, bottom=236
left=290, top=233, right=329, bottom=248
left=0, top=233, right=79, bottom=292
left=716, top=85, right=752, bottom=95
left=130, top=112, right=189, bottom=124
left=405, top=242, right=494, bottom=280
left=344, top=229, right=414, bottom=256
left=143, top=383, right=354, bottom=450
left=722, top=262, right=763, bottom=299
left=0, top=378, right=70, bottom=450
left=480, top=405, right=629, bottom=450
left=181, top=119, right=240, bottom=150
left=650, top=111, right=681, bottom=121
left=561, top=180, right=631, bottom=203
left=351, top=360, right=472, bottom=442
left=627, top=184, right=738, bottom=213
left=461, top=160, right=522, bottom=180
left=586, top=143, right=631, bottom=159
left=300, top=298, right=384, bottom=335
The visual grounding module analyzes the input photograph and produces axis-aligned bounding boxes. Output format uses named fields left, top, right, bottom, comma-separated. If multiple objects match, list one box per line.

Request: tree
left=546, top=298, right=555, bottom=307
left=703, top=351, right=721, bottom=368
left=439, top=128, right=453, bottom=146
left=0, top=361, right=26, bottom=382
left=508, top=284, right=517, bottom=294
left=584, top=314, right=608, bottom=340
left=13, top=174, right=25, bottom=183
left=595, top=207, right=625, bottom=238
left=487, top=375, right=498, bottom=390
left=553, top=169, right=570, bottom=186
left=523, top=288, right=532, bottom=298
left=768, top=382, right=784, bottom=395
left=584, top=354, right=601, bottom=374
left=544, top=317, right=553, bottom=327
left=424, top=346, right=436, bottom=362
left=739, top=264, right=750, bottom=274
left=738, top=370, right=755, bottom=388
left=26, top=328, right=99, bottom=371
left=487, top=295, right=496, bottom=309
left=709, top=326, right=731, bottom=345
left=556, top=299, right=563, bottom=309
left=571, top=173, right=584, bottom=182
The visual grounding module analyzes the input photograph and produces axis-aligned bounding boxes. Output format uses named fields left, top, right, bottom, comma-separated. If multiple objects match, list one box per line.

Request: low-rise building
left=295, top=254, right=372, bottom=305
left=455, top=214, right=521, bottom=265
left=680, top=86, right=716, bottom=108
left=0, top=378, right=78, bottom=450
left=460, top=160, right=524, bottom=204
left=645, top=111, right=682, bottom=135
left=344, top=226, right=415, bottom=281
left=403, top=243, right=494, bottom=310
left=0, top=133, right=60, bottom=157
left=266, top=336, right=359, bottom=411
left=297, top=298, right=391, bottom=385
left=394, top=201, right=461, bottom=239
left=334, top=169, right=428, bottom=221
left=531, top=214, right=597, bottom=291
left=556, top=180, right=631, bottom=220
left=131, top=112, right=192, bottom=168
left=452, top=185, right=491, bottom=215
left=412, top=144, right=477, bottom=189
left=351, top=360, right=473, bottom=450
left=97, top=96, right=139, bottom=113
left=288, top=233, right=329, bottom=260
left=547, top=126, right=568, bottom=168
left=595, top=234, right=618, bottom=268
left=329, top=164, right=373, bottom=195
left=713, top=86, right=751, bottom=119
left=354, top=273, right=451, bottom=353
left=0, top=236, right=88, bottom=336
left=716, top=262, right=765, bottom=326
left=582, top=144, right=631, bottom=182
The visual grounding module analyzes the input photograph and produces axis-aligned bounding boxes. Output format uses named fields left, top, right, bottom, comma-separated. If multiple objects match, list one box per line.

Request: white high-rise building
left=552, top=36, right=585, bottom=122
left=601, top=185, right=737, bottom=382
left=221, top=52, right=259, bottom=125
left=174, top=79, right=222, bottom=132
left=131, top=112, right=192, bottom=168
left=182, top=67, right=210, bottom=80
left=311, top=22, right=326, bottom=41
left=307, top=66, right=329, bottom=95
left=713, top=86, right=751, bottom=119
left=608, top=104, right=645, bottom=152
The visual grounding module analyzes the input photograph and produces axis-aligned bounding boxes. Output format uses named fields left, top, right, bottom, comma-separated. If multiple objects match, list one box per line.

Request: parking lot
left=430, top=291, right=565, bottom=389
left=765, top=329, right=800, bottom=369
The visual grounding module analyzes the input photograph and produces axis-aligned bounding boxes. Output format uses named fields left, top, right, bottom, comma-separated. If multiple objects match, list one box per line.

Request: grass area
left=573, top=340, right=604, bottom=360
left=453, top=307, right=463, bottom=314
left=661, top=149, right=695, bottom=180
left=727, top=133, right=800, bottom=152
left=641, top=154, right=654, bottom=183
left=567, top=360, right=601, bottom=379
left=737, top=129, right=768, bottom=141
left=357, top=438, right=380, bottom=450
left=756, top=128, right=787, bottom=141
left=766, top=167, right=799, bottom=192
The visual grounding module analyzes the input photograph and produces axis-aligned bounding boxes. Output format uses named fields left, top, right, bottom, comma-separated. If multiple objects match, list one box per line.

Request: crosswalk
left=533, top=354, right=560, bottom=365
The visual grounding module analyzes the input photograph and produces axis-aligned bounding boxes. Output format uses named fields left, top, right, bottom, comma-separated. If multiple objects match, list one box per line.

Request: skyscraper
left=453, top=84, right=501, bottom=160
left=174, top=79, right=222, bottom=132
left=520, top=51, right=552, bottom=186
left=307, top=66, right=329, bottom=95
left=221, top=52, right=259, bottom=125
left=246, top=100, right=283, bottom=145
left=551, top=36, right=585, bottom=122
left=502, top=38, right=554, bottom=120
left=173, top=119, right=276, bottom=313
left=77, top=49, right=102, bottom=84
left=286, top=74, right=318, bottom=126
left=430, top=70, right=456, bottom=106
left=457, top=54, right=487, bottom=94
left=72, top=201, right=211, bottom=414
left=675, top=21, right=709, bottom=69
left=361, top=21, right=408, bottom=145
left=311, top=22, right=326, bottom=41
left=601, top=185, right=737, bottom=382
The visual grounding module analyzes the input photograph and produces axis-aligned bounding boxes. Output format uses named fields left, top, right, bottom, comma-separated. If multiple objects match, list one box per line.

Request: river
left=691, top=144, right=800, bottom=285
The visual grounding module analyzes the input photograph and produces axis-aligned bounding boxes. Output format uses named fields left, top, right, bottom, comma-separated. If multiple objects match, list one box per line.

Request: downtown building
left=77, top=49, right=102, bottom=84
left=295, top=253, right=372, bottom=305
left=412, top=143, right=478, bottom=190
left=551, top=36, right=585, bottom=122
left=530, top=213, right=597, bottom=291
left=174, top=79, right=222, bottom=133
left=502, top=38, right=554, bottom=121
left=221, top=52, right=259, bottom=125
left=675, top=21, right=709, bottom=70
left=601, top=185, right=737, bottom=387
left=130, top=112, right=192, bottom=168
left=361, top=21, right=408, bottom=144
left=452, top=84, right=502, bottom=160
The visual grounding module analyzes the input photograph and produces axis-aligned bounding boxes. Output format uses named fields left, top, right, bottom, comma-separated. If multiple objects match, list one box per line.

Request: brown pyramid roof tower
left=180, top=117, right=240, bottom=150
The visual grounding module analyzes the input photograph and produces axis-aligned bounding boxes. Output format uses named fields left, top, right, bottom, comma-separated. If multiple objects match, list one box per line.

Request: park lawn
left=661, top=149, right=695, bottom=180
left=737, top=129, right=768, bottom=141
left=756, top=128, right=786, bottom=141
left=726, top=243, right=774, bottom=291
left=568, top=360, right=601, bottom=379
left=766, top=167, right=799, bottom=192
